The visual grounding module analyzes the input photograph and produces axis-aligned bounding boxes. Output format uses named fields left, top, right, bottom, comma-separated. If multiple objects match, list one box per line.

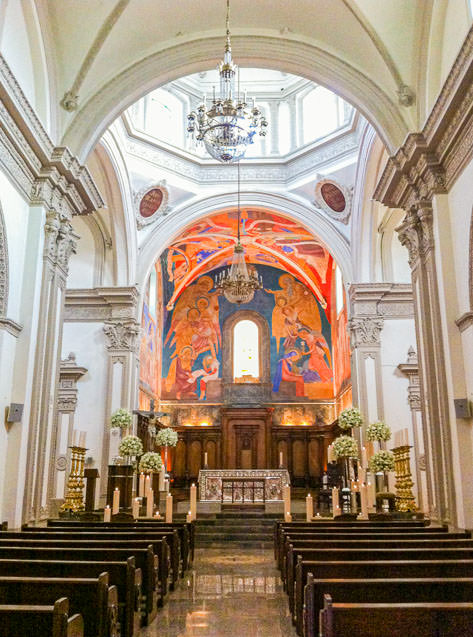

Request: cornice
left=374, top=26, right=473, bottom=209
left=0, top=316, right=23, bottom=337
left=0, top=55, right=104, bottom=216
left=455, top=311, right=473, bottom=333
left=349, top=282, right=414, bottom=319
left=64, top=286, right=139, bottom=321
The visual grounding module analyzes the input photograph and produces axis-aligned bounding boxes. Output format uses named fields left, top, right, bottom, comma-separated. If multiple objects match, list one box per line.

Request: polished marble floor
left=141, top=548, right=297, bottom=636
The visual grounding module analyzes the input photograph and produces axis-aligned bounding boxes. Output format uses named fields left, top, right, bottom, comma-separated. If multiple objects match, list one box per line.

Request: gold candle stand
left=392, top=445, right=417, bottom=512
left=60, top=446, right=87, bottom=513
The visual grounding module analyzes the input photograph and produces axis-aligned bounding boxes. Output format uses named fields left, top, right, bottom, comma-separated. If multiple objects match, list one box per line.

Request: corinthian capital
left=348, top=316, right=384, bottom=348
left=103, top=319, right=141, bottom=352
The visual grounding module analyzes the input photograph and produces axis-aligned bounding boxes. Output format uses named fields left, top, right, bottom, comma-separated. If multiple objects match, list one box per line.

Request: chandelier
left=186, top=0, right=267, bottom=163
left=216, top=163, right=262, bottom=304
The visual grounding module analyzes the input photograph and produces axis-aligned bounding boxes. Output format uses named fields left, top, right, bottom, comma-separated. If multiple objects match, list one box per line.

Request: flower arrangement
left=155, top=427, right=178, bottom=447
left=338, top=407, right=363, bottom=431
left=332, top=435, right=359, bottom=459
left=110, top=408, right=132, bottom=430
left=118, top=435, right=143, bottom=457
left=369, top=450, right=395, bottom=473
left=139, top=451, right=163, bottom=473
left=366, top=421, right=392, bottom=442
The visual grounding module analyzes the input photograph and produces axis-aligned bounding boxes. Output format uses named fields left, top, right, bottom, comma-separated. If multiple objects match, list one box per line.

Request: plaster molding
left=0, top=54, right=104, bottom=215
left=348, top=283, right=414, bottom=319
left=455, top=311, right=473, bottom=333
left=103, top=319, right=141, bottom=352
left=0, top=316, right=23, bottom=337
left=313, top=178, right=353, bottom=225
left=348, top=316, right=384, bottom=347
left=64, top=286, right=139, bottom=322
left=134, top=181, right=170, bottom=230
left=0, top=201, right=7, bottom=316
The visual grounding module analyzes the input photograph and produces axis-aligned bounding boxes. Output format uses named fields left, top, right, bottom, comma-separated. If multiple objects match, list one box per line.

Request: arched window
left=233, top=319, right=259, bottom=381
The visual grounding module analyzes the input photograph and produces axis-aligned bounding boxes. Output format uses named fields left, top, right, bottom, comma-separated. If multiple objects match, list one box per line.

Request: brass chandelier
left=186, top=0, right=268, bottom=163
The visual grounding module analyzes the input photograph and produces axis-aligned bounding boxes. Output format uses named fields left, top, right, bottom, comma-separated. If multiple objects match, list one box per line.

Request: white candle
left=327, top=444, right=334, bottom=464
left=186, top=510, right=192, bottom=523
left=139, top=473, right=145, bottom=497
left=331, top=487, right=339, bottom=515
left=158, top=465, right=165, bottom=491
left=154, top=511, right=161, bottom=519
left=164, top=479, right=169, bottom=492
left=403, top=428, right=409, bottom=446
left=284, top=510, right=292, bottom=522
left=145, top=475, right=151, bottom=496
left=279, top=451, right=283, bottom=467
left=367, top=478, right=376, bottom=509
left=305, top=493, right=313, bottom=522
left=394, top=430, right=400, bottom=448
left=132, top=497, right=140, bottom=519
left=358, top=466, right=366, bottom=484
left=104, top=505, right=111, bottom=522
left=361, top=446, right=368, bottom=468
left=351, top=491, right=357, bottom=513
left=72, top=430, right=79, bottom=447
left=359, top=483, right=368, bottom=519
left=204, top=452, right=208, bottom=466
left=283, top=484, right=291, bottom=517
left=78, top=431, right=86, bottom=448
left=190, top=483, right=197, bottom=521
left=112, top=487, right=120, bottom=514
left=166, top=493, right=173, bottom=523
left=146, top=490, right=154, bottom=518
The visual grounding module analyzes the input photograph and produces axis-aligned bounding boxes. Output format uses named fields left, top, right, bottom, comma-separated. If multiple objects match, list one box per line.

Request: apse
left=139, top=208, right=351, bottom=411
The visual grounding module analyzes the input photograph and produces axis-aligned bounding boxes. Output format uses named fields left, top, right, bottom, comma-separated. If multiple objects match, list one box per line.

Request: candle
left=367, top=478, right=376, bottom=509
left=403, top=428, right=409, bottom=446
left=327, top=444, right=334, bottom=464
left=164, top=479, right=169, bottom=492
left=112, top=487, right=120, bottom=514
left=154, top=511, right=161, bottom=519
left=190, top=483, right=197, bottom=521
left=361, top=446, right=368, bottom=468
left=305, top=493, right=313, bottom=522
left=78, top=431, right=86, bottom=448
left=351, top=491, right=357, bottom=513
left=359, top=483, right=368, bottom=519
left=186, top=510, right=192, bottom=523
left=146, top=490, right=154, bottom=518
left=284, top=510, right=292, bottom=522
left=104, top=505, right=111, bottom=522
left=204, top=452, right=208, bottom=467
left=145, top=475, right=151, bottom=496
left=358, top=466, right=366, bottom=484
left=331, top=487, right=339, bottom=516
left=283, top=484, right=291, bottom=517
left=279, top=451, right=283, bottom=467
left=132, top=497, right=140, bottom=519
left=139, top=473, right=145, bottom=497
left=72, top=430, right=78, bottom=447
left=166, top=493, right=173, bottom=523
left=158, top=465, right=165, bottom=491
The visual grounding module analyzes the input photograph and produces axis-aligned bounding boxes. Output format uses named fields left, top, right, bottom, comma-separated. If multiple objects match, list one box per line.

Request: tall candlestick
left=367, top=477, right=376, bottom=509
left=327, top=444, right=334, bottom=464
left=284, top=510, right=292, bottom=522
left=305, top=493, right=313, bottom=522
left=331, top=487, right=339, bottom=516
left=132, top=497, right=140, bottom=519
left=145, top=474, right=151, bottom=496
left=139, top=472, right=145, bottom=497
left=190, top=483, right=197, bottom=521
left=158, top=465, right=165, bottom=491
left=112, top=488, right=120, bottom=514
left=361, top=446, right=368, bottom=468
left=166, top=493, right=173, bottom=523
left=104, top=505, right=111, bottom=522
left=283, top=484, right=291, bottom=518
left=186, top=510, right=192, bottom=523
left=204, top=452, right=208, bottom=467
left=146, top=490, right=154, bottom=518
left=359, top=483, right=368, bottom=519
left=279, top=451, right=283, bottom=467
left=358, top=465, right=366, bottom=484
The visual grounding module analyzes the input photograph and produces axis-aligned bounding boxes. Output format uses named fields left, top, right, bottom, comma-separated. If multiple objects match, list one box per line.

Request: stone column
left=269, top=101, right=280, bottom=155
left=49, top=353, right=88, bottom=513
left=22, top=211, right=78, bottom=523
left=100, top=318, right=141, bottom=501
left=396, top=201, right=456, bottom=524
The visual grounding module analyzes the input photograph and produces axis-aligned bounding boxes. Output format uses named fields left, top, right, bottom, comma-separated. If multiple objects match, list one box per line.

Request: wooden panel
left=174, top=439, right=186, bottom=476
left=309, top=439, right=320, bottom=476
left=189, top=440, right=202, bottom=476
left=292, top=439, right=305, bottom=477
left=206, top=440, right=216, bottom=469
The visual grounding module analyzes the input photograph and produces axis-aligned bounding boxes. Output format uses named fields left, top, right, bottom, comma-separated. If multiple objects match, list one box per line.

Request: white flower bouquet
left=155, top=427, right=178, bottom=447
left=369, top=449, right=395, bottom=473
left=338, top=407, right=363, bottom=431
left=110, top=408, right=132, bottom=430
left=118, top=435, right=143, bottom=457
left=366, top=421, right=392, bottom=442
left=332, top=434, right=359, bottom=459
left=139, top=451, right=163, bottom=473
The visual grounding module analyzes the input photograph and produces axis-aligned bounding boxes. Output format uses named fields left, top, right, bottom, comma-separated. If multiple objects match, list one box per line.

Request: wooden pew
left=0, top=545, right=158, bottom=624
left=294, top=558, right=473, bottom=635
left=0, top=536, right=170, bottom=603
left=303, top=576, right=473, bottom=637
left=46, top=519, right=196, bottom=565
left=0, top=597, right=84, bottom=637
left=24, top=525, right=188, bottom=577
left=286, top=544, right=473, bottom=627
left=0, top=557, right=141, bottom=637
left=319, top=594, right=473, bottom=637
left=0, top=573, right=118, bottom=637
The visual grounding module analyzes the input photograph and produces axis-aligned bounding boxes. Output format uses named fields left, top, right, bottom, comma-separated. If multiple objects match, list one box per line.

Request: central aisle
left=141, top=547, right=297, bottom=637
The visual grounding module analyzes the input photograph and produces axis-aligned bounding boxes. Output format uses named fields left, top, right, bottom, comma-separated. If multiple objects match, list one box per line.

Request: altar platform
left=198, top=469, right=290, bottom=505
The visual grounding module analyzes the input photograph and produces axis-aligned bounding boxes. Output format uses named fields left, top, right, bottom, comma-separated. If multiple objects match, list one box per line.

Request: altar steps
left=194, top=511, right=282, bottom=548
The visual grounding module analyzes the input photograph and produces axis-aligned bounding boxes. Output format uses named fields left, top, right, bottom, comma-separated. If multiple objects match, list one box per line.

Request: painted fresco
left=161, top=260, right=334, bottom=401
left=139, top=263, right=161, bottom=402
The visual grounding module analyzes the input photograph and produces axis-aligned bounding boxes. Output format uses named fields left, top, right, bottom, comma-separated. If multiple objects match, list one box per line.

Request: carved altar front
left=198, top=469, right=290, bottom=502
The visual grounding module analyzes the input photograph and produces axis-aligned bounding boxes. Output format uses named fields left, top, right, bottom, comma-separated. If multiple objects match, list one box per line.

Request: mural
left=139, top=262, right=161, bottom=408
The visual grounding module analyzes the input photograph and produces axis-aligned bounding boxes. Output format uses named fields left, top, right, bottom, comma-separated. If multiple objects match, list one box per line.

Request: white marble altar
left=198, top=469, right=290, bottom=502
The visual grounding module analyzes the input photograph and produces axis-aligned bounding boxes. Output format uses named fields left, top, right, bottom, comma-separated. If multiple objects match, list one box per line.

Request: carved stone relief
left=348, top=316, right=384, bottom=347
left=0, top=201, right=8, bottom=316
left=103, top=320, right=141, bottom=352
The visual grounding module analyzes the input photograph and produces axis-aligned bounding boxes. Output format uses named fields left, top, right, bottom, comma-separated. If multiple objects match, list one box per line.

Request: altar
left=198, top=469, right=290, bottom=503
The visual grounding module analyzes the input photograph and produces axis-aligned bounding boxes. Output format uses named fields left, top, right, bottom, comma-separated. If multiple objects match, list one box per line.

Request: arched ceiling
left=40, top=0, right=431, bottom=157
left=164, top=208, right=334, bottom=312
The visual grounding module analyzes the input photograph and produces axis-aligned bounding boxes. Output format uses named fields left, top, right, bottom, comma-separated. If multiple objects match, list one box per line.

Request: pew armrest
left=67, top=613, right=84, bottom=637
left=320, top=594, right=333, bottom=637
left=107, top=584, right=119, bottom=637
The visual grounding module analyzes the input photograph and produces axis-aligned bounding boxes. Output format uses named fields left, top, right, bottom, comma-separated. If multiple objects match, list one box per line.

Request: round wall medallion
left=55, top=455, right=67, bottom=471
left=314, top=179, right=352, bottom=224
left=134, top=181, right=170, bottom=229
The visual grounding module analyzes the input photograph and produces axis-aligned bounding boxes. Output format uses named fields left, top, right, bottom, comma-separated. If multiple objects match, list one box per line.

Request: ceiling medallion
left=186, top=0, right=267, bottom=163
left=314, top=178, right=352, bottom=225
left=134, top=181, right=170, bottom=230
left=215, top=163, right=262, bottom=304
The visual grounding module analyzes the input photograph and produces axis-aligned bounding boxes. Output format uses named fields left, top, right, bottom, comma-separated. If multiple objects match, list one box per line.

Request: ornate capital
left=348, top=316, right=384, bottom=348
left=396, top=202, right=434, bottom=269
left=103, top=319, right=141, bottom=352
left=43, top=212, right=78, bottom=274
left=407, top=386, right=421, bottom=411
